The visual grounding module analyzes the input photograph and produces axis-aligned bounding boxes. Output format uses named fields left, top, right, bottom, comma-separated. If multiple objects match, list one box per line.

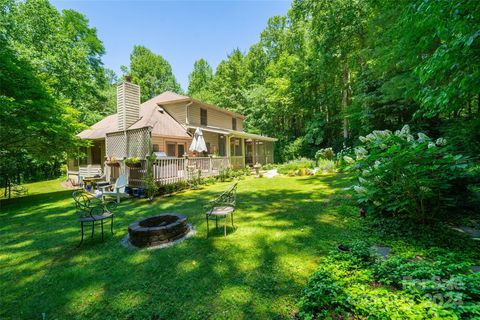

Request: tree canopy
left=123, top=45, right=181, bottom=102
left=1, top=0, right=479, bottom=187
left=187, top=58, right=213, bottom=97
left=1, top=0, right=108, bottom=186
left=188, top=0, right=480, bottom=161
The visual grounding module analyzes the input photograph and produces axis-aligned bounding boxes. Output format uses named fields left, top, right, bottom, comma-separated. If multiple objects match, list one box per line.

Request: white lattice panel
left=106, top=132, right=127, bottom=158
left=127, top=127, right=150, bottom=159
left=106, top=127, right=151, bottom=159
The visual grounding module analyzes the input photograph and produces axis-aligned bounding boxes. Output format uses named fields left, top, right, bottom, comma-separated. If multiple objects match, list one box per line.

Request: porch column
left=241, top=138, right=245, bottom=168
left=226, top=136, right=231, bottom=167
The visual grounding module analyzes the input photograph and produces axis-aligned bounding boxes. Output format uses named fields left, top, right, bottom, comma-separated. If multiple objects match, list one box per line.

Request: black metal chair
left=204, top=182, right=238, bottom=237
left=72, top=190, right=117, bottom=246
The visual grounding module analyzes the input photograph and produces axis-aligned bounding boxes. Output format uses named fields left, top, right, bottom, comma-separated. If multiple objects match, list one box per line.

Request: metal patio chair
left=204, top=182, right=238, bottom=237
left=72, top=190, right=117, bottom=246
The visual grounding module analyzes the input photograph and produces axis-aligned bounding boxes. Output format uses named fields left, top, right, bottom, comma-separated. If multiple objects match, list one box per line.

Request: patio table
left=83, top=177, right=105, bottom=192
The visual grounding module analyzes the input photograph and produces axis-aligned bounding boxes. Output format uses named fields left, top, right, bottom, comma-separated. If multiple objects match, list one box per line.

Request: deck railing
left=75, top=155, right=261, bottom=188
left=128, top=156, right=231, bottom=186
left=67, top=164, right=103, bottom=185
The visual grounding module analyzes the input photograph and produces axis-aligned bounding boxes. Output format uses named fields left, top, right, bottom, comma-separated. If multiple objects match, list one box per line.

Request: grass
left=0, top=177, right=66, bottom=199
left=0, top=174, right=478, bottom=319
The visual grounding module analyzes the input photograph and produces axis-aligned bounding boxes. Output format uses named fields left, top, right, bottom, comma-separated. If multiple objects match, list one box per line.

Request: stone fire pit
left=128, top=213, right=190, bottom=248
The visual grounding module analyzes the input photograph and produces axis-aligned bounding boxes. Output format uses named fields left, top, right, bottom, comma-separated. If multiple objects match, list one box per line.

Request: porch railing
left=76, top=155, right=270, bottom=188
left=128, top=156, right=231, bottom=187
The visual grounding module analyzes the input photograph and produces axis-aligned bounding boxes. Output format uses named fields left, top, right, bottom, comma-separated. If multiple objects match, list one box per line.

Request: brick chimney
left=117, top=78, right=140, bottom=131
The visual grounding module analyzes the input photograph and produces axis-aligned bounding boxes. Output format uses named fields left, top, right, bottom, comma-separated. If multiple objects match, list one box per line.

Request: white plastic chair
left=100, top=175, right=128, bottom=203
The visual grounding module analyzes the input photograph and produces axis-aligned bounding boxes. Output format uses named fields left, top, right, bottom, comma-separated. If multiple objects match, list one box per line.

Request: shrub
left=218, top=167, right=232, bottom=182
left=315, top=147, right=335, bottom=161
left=158, top=181, right=187, bottom=195
left=441, top=117, right=480, bottom=160
left=316, top=159, right=336, bottom=173
left=261, top=163, right=276, bottom=170
left=297, top=249, right=477, bottom=320
left=282, top=137, right=306, bottom=161
left=347, top=240, right=376, bottom=264
left=297, top=269, right=350, bottom=319
left=144, top=153, right=159, bottom=200
left=217, top=167, right=249, bottom=182
left=351, top=125, right=471, bottom=222
left=335, top=146, right=355, bottom=171
left=277, top=158, right=315, bottom=175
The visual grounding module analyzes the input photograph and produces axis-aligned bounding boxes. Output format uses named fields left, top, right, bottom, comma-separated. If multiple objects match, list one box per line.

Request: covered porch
left=66, top=138, right=106, bottom=184
left=68, top=126, right=275, bottom=188
left=187, top=126, right=275, bottom=169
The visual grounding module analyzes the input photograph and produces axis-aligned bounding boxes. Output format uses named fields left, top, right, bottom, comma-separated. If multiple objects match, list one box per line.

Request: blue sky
left=52, top=0, right=291, bottom=91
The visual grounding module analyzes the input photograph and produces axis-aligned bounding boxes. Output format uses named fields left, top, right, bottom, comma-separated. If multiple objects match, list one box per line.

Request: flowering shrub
left=315, top=147, right=335, bottom=161
left=351, top=125, right=471, bottom=221
left=335, top=146, right=355, bottom=171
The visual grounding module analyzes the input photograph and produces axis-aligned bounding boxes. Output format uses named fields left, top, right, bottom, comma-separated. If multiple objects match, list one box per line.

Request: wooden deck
left=69, top=154, right=273, bottom=188
left=128, top=157, right=230, bottom=187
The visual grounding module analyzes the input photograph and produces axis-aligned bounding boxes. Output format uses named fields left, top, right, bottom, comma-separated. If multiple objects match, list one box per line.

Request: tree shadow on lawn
left=1, top=177, right=358, bottom=319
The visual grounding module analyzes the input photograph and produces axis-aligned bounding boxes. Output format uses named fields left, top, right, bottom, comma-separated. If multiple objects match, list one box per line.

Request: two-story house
left=68, top=79, right=275, bottom=183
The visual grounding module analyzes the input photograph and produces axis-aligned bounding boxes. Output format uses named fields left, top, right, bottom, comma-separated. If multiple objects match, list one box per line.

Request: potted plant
left=125, top=157, right=142, bottom=168
left=106, top=156, right=120, bottom=167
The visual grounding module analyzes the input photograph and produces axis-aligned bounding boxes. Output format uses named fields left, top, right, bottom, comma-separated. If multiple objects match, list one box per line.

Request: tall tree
left=124, top=45, right=181, bottom=101
left=6, top=0, right=109, bottom=125
left=207, top=49, right=248, bottom=114
left=0, top=37, right=84, bottom=194
left=187, top=58, right=213, bottom=96
left=189, top=0, right=480, bottom=161
left=1, top=0, right=110, bottom=186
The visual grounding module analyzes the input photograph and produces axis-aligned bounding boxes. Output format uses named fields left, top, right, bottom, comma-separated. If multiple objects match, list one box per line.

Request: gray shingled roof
left=77, top=93, right=191, bottom=140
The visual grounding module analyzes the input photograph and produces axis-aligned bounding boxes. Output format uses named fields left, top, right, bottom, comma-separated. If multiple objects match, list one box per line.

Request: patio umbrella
left=189, top=128, right=208, bottom=153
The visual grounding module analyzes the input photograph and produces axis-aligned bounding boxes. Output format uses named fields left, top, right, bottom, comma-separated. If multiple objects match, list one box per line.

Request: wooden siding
left=117, top=81, right=140, bottom=131
left=164, top=101, right=244, bottom=131
left=163, top=102, right=187, bottom=125
left=188, top=102, right=244, bottom=130
left=151, top=134, right=192, bottom=156
left=203, top=131, right=219, bottom=154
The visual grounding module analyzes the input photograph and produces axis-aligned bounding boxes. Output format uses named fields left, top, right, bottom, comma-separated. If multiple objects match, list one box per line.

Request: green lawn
left=1, top=174, right=477, bottom=319
left=0, top=174, right=357, bottom=319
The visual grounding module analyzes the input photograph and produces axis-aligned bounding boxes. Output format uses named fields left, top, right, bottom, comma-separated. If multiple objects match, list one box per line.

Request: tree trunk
left=7, top=179, right=11, bottom=199
left=342, top=62, right=350, bottom=140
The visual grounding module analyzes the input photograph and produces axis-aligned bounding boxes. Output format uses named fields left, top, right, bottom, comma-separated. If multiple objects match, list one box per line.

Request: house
left=67, top=79, right=276, bottom=185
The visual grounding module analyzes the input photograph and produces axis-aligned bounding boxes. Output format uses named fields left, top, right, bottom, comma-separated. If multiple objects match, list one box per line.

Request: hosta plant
left=351, top=125, right=471, bottom=222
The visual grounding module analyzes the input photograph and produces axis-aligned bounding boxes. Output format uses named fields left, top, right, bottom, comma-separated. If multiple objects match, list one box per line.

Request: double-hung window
left=200, top=108, right=207, bottom=126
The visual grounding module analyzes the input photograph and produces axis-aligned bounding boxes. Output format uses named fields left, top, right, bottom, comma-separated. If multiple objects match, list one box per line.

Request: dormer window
left=232, top=118, right=237, bottom=130
left=200, top=108, right=207, bottom=126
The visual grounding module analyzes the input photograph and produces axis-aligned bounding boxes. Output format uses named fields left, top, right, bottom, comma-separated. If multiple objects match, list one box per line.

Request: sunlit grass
left=0, top=177, right=67, bottom=200
left=1, top=174, right=360, bottom=319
